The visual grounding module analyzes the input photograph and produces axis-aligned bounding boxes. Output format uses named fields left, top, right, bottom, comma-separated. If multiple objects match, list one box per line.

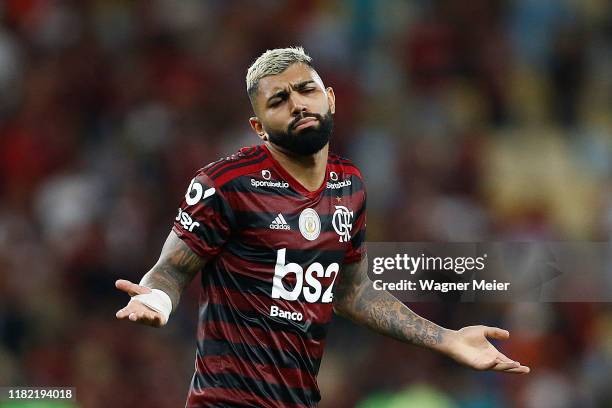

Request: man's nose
left=289, top=93, right=308, bottom=116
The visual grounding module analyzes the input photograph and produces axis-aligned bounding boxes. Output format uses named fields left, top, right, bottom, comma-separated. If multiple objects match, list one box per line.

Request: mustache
left=289, top=112, right=323, bottom=130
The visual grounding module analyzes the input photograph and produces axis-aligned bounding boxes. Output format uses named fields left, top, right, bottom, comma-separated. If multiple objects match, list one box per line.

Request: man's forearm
left=139, top=232, right=205, bottom=311
left=139, top=265, right=192, bottom=312
left=334, top=257, right=452, bottom=350
left=335, top=278, right=448, bottom=348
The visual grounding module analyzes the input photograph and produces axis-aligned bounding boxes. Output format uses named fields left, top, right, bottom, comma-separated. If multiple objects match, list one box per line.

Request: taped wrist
left=132, top=289, right=173, bottom=324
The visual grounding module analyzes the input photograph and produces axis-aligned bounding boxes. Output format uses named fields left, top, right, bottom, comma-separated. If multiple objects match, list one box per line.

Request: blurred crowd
left=1, top=0, right=612, bottom=407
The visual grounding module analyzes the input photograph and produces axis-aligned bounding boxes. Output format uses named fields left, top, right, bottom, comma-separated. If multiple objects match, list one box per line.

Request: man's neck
left=265, top=142, right=328, bottom=192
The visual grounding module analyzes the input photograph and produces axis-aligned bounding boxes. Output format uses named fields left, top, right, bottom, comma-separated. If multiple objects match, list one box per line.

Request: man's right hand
left=115, top=279, right=165, bottom=328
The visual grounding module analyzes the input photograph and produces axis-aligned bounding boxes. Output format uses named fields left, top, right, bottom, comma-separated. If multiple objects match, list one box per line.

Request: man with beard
left=115, top=47, right=529, bottom=408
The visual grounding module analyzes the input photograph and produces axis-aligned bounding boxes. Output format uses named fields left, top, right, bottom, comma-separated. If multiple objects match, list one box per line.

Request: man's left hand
left=442, top=325, right=530, bottom=374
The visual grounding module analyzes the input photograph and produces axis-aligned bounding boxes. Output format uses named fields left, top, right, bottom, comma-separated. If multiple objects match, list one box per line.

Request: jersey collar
left=262, top=144, right=330, bottom=200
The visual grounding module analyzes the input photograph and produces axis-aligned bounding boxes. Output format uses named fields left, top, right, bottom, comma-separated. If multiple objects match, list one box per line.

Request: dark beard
left=266, top=109, right=333, bottom=156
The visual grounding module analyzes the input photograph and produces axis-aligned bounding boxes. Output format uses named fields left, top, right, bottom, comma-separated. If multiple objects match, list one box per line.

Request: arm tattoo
left=139, top=231, right=206, bottom=311
left=334, top=256, right=445, bottom=348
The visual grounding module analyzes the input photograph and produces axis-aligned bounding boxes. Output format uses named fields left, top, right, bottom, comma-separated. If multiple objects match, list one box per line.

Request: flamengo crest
left=332, top=205, right=353, bottom=242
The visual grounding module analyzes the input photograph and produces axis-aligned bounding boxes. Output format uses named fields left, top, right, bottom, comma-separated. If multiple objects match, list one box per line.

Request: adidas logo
left=270, top=213, right=290, bottom=230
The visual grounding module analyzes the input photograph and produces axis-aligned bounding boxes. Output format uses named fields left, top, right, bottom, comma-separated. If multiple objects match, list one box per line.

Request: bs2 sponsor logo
left=176, top=208, right=200, bottom=232
left=271, top=248, right=339, bottom=303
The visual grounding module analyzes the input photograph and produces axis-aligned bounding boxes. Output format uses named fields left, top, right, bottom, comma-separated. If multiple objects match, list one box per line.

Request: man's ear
left=326, top=87, right=336, bottom=114
left=249, top=117, right=268, bottom=141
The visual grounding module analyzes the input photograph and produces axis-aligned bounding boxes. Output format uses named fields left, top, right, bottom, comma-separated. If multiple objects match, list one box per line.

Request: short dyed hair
left=246, top=46, right=314, bottom=103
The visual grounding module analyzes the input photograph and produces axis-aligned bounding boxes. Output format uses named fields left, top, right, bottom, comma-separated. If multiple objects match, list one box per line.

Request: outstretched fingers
left=484, top=326, right=510, bottom=340
left=115, top=300, right=142, bottom=320
left=115, top=279, right=151, bottom=297
left=493, top=354, right=530, bottom=374
left=116, top=300, right=163, bottom=327
left=115, top=306, right=131, bottom=319
left=128, top=309, right=161, bottom=326
left=503, top=365, right=531, bottom=374
left=493, top=362, right=520, bottom=371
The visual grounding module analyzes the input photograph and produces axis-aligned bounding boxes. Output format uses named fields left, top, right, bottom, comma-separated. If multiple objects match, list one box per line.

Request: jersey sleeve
left=172, top=170, right=234, bottom=259
left=343, top=188, right=366, bottom=264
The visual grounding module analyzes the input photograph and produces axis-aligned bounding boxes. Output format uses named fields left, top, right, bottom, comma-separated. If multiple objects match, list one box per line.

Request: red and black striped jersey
left=172, top=144, right=366, bottom=408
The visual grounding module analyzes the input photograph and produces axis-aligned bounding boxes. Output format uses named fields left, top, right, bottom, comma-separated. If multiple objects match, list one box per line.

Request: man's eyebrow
left=292, top=80, right=316, bottom=89
left=266, top=80, right=318, bottom=104
left=267, top=89, right=288, bottom=103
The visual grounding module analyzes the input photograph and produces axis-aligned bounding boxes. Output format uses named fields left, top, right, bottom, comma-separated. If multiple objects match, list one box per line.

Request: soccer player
left=115, top=47, right=530, bottom=407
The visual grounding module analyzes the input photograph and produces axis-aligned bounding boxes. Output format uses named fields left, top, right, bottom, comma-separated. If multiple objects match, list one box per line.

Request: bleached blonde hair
left=246, top=46, right=313, bottom=102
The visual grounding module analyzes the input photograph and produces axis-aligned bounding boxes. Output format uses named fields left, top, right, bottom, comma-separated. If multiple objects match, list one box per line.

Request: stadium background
left=1, top=0, right=612, bottom=407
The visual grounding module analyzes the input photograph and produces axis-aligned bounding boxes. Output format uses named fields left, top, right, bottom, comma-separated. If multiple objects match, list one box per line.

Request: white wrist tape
left=132, top=289, right=173, bottom=324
